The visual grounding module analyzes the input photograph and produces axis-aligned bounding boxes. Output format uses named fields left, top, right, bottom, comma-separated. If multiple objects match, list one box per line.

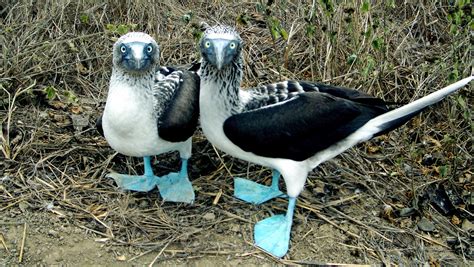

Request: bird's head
left=112, top=32, right=160, bottom=74
left=199, top=25, right=242, bottom=70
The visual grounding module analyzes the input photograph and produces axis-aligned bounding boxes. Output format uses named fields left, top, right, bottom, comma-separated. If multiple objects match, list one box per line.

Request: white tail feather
left=363, top=76, right=473, bottom=138
left=307, top=76, right=472, bottom=170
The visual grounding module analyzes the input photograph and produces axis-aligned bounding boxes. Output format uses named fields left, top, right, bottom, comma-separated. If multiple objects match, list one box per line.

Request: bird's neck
left=200, top=59, right=243, bottom=113
left=110, top=67, right=156, bottom=92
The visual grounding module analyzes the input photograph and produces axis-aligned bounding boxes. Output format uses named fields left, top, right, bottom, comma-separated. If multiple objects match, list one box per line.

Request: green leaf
left=306, top=25, right=316, bottom=38
left=347, top=54, right=357, bottom=64
left=79, top=13, right=89, bottom=24
left=237, top=13, right=250, bottom=25
left=362, top=56, right=375, bottom=77
left=64, top=90, right=78, bottom=103
left=320, top=0, right=334, bottom=14
left=448, top=68, right=459, bottom=83
left=372, top=37, right=383, bottom=50
left=364, top=28, right=372, bottom=37
left=106, top=24, right=116, bottom=31
left=44, top=86, right=57, bottom=100
left=280, top=28, right=288, bottom=40
left=457, top=95, right=467, bottom=109
left=387, top=0, right=396, bottom=8
left=270, top=27, right=280, bottom=39
left=181, top=12, right=193, bottom=24
left=117, top=24, right=129, bottom=35
left=438, top=165, right=448, bottom=177
left=361, top=1, right=370, bottom=12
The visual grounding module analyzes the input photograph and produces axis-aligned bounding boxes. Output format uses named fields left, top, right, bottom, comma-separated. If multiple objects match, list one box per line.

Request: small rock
left=461, top=219, right=473, bottom=231
left=116, top=255, right=126, bottom=261
left=230, top=224, right=240, bottom=232
left=403, top=163, right=413, bottom=174
left=18, top=202, right=29, bottom=213
left=399, top=207, right=416, bottom=217
left=417, top=217, right=435, bottom=232
left=70, top=114, right=90, bottom=131
left=48, top=229, right=60, bottom=238
left=203, top=212, right=216, bottom=221
left=139, top=200, right=149, bottom=208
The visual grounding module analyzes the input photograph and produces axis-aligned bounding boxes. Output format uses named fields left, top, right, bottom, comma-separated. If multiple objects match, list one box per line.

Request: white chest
left=102, top=81, right=161, bottom=157
left=199, top=80, right=232, bottom=149
left=199, top=80, right=273, bottom=167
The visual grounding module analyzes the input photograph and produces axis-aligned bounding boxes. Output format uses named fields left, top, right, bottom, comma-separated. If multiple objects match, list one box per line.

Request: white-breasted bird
left=97, top=32, right=200, bottom=203
left=197, top=25, right=472, bottom=257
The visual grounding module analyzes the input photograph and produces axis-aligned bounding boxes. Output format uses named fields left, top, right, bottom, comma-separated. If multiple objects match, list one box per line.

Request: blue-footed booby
left=197, top=25, right=472, bottom=257
left=97, top=32, right=200, bottom=203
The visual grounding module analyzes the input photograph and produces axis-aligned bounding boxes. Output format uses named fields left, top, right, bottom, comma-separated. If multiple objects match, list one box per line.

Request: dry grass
left=1, top=0, right=472, bottom=265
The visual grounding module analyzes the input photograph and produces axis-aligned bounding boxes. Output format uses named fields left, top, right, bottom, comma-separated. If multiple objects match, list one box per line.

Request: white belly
left=103, top=84, right=186, bottom=157
left=199, top=81, right=283, bottom=168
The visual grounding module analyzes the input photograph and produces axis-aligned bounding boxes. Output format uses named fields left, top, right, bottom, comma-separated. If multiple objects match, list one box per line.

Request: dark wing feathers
left=158, top=70, right=200, bottom=142
left=244, top=80, right=390, bottom=111
left=96, top=115, right=104, bottom=137
left=304, top=82, right=390, bottom=106
left=224, top=90, right=389, bottom=161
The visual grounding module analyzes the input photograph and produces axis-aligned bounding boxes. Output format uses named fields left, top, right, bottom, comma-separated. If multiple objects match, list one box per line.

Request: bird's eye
left=120, top=45, right=127, bottom=53
left=204, top=41, right=211, bottom=48
left=146, top=45, right=153, bottom=54
left=229, top=42, right=236, bottom=49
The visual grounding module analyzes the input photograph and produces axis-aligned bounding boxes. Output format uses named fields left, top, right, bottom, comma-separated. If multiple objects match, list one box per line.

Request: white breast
left=200, top=80, right=305, bottom=167
left=103, top=78, right=186, bottom=157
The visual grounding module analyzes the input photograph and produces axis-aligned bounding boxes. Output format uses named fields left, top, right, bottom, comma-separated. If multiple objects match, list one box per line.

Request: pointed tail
left=361, top=76, right=473, bottom=140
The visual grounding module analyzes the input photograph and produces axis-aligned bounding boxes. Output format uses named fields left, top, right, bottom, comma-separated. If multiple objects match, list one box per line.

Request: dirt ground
left=1, top=0, right=473, bottom=266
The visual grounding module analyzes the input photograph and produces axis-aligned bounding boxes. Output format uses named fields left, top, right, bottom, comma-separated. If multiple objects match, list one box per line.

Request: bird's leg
left=143, top=156, right=154, bottom=176
left=254, top=197, right=296, bottom=258
left=270, top=170, right=280, bottom=191
left=107, top=156, right=160, bottom=192
left=234, top=169, right=286, bottom=205
left=156, top=158, right=195, bottom=203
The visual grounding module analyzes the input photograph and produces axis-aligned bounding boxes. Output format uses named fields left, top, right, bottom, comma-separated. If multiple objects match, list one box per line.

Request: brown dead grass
left=1, top=0, right=472, bottom=265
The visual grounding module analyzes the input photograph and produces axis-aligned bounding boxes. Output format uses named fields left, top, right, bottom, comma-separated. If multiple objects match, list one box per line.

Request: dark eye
left=120, top=45, right=127, bottom=53
left=146, top=44, right=153, bottom=54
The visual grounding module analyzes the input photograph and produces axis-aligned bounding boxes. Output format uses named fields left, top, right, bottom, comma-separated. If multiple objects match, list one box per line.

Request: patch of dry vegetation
left=1, top=0, right=472, bottom=265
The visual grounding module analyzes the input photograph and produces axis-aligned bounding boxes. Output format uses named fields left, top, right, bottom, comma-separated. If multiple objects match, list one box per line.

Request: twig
left=295, top=200, right=360, bottom=239
left=212, top=189, right=223, bottom=205
left=329, top=207, right=391, bottom=242
left=0, top=233, right=9, bottom=253
left=211, top=145, right=233, bottom=177
left=221, top=210, right=252, bottom=223
left=148, top=238, right=175, bottom=267
left=18, top=223, right=27, bottom=263
left=322, top=194, right=361, bottom=208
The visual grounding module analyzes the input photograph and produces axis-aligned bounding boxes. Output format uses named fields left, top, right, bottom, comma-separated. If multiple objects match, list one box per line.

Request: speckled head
left=113, top=32, right=160, bottom=74
left=200, top=25, right=242, bottom=70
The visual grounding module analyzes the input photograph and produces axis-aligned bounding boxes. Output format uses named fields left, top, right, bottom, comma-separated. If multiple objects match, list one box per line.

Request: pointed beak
left=130, top=45, right=146, bottom=70
left=121, top=43, right=151, bottom=72
left=213, top=40, right=229, bottom=70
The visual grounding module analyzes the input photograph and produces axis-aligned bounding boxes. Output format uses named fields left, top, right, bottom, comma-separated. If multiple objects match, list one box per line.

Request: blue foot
left=156, top=159, right=195, bottom=203
left=107, top=173, right=159, bottom=192
left=254, top=197, right=296, bottom=258
left=234, top=170, right=285, bottom=204
left=107, top=156, right=159, bottom=192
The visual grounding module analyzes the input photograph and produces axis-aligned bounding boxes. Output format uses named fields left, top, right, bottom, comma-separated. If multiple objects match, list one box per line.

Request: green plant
left=105, top=23, right=138, bottom=35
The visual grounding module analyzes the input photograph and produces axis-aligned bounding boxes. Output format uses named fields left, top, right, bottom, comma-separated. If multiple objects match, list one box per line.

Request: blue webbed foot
left=254, top=197, right=296, bottom=258
left=107, top=156, right=159, bottom=192
left=156, top=159, right=195, bottom=204
left=234, top=170, right=285, bottom=204
left=157, top=172, right=195, bottom=203
left=107, top=173, right=159, bottom=192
